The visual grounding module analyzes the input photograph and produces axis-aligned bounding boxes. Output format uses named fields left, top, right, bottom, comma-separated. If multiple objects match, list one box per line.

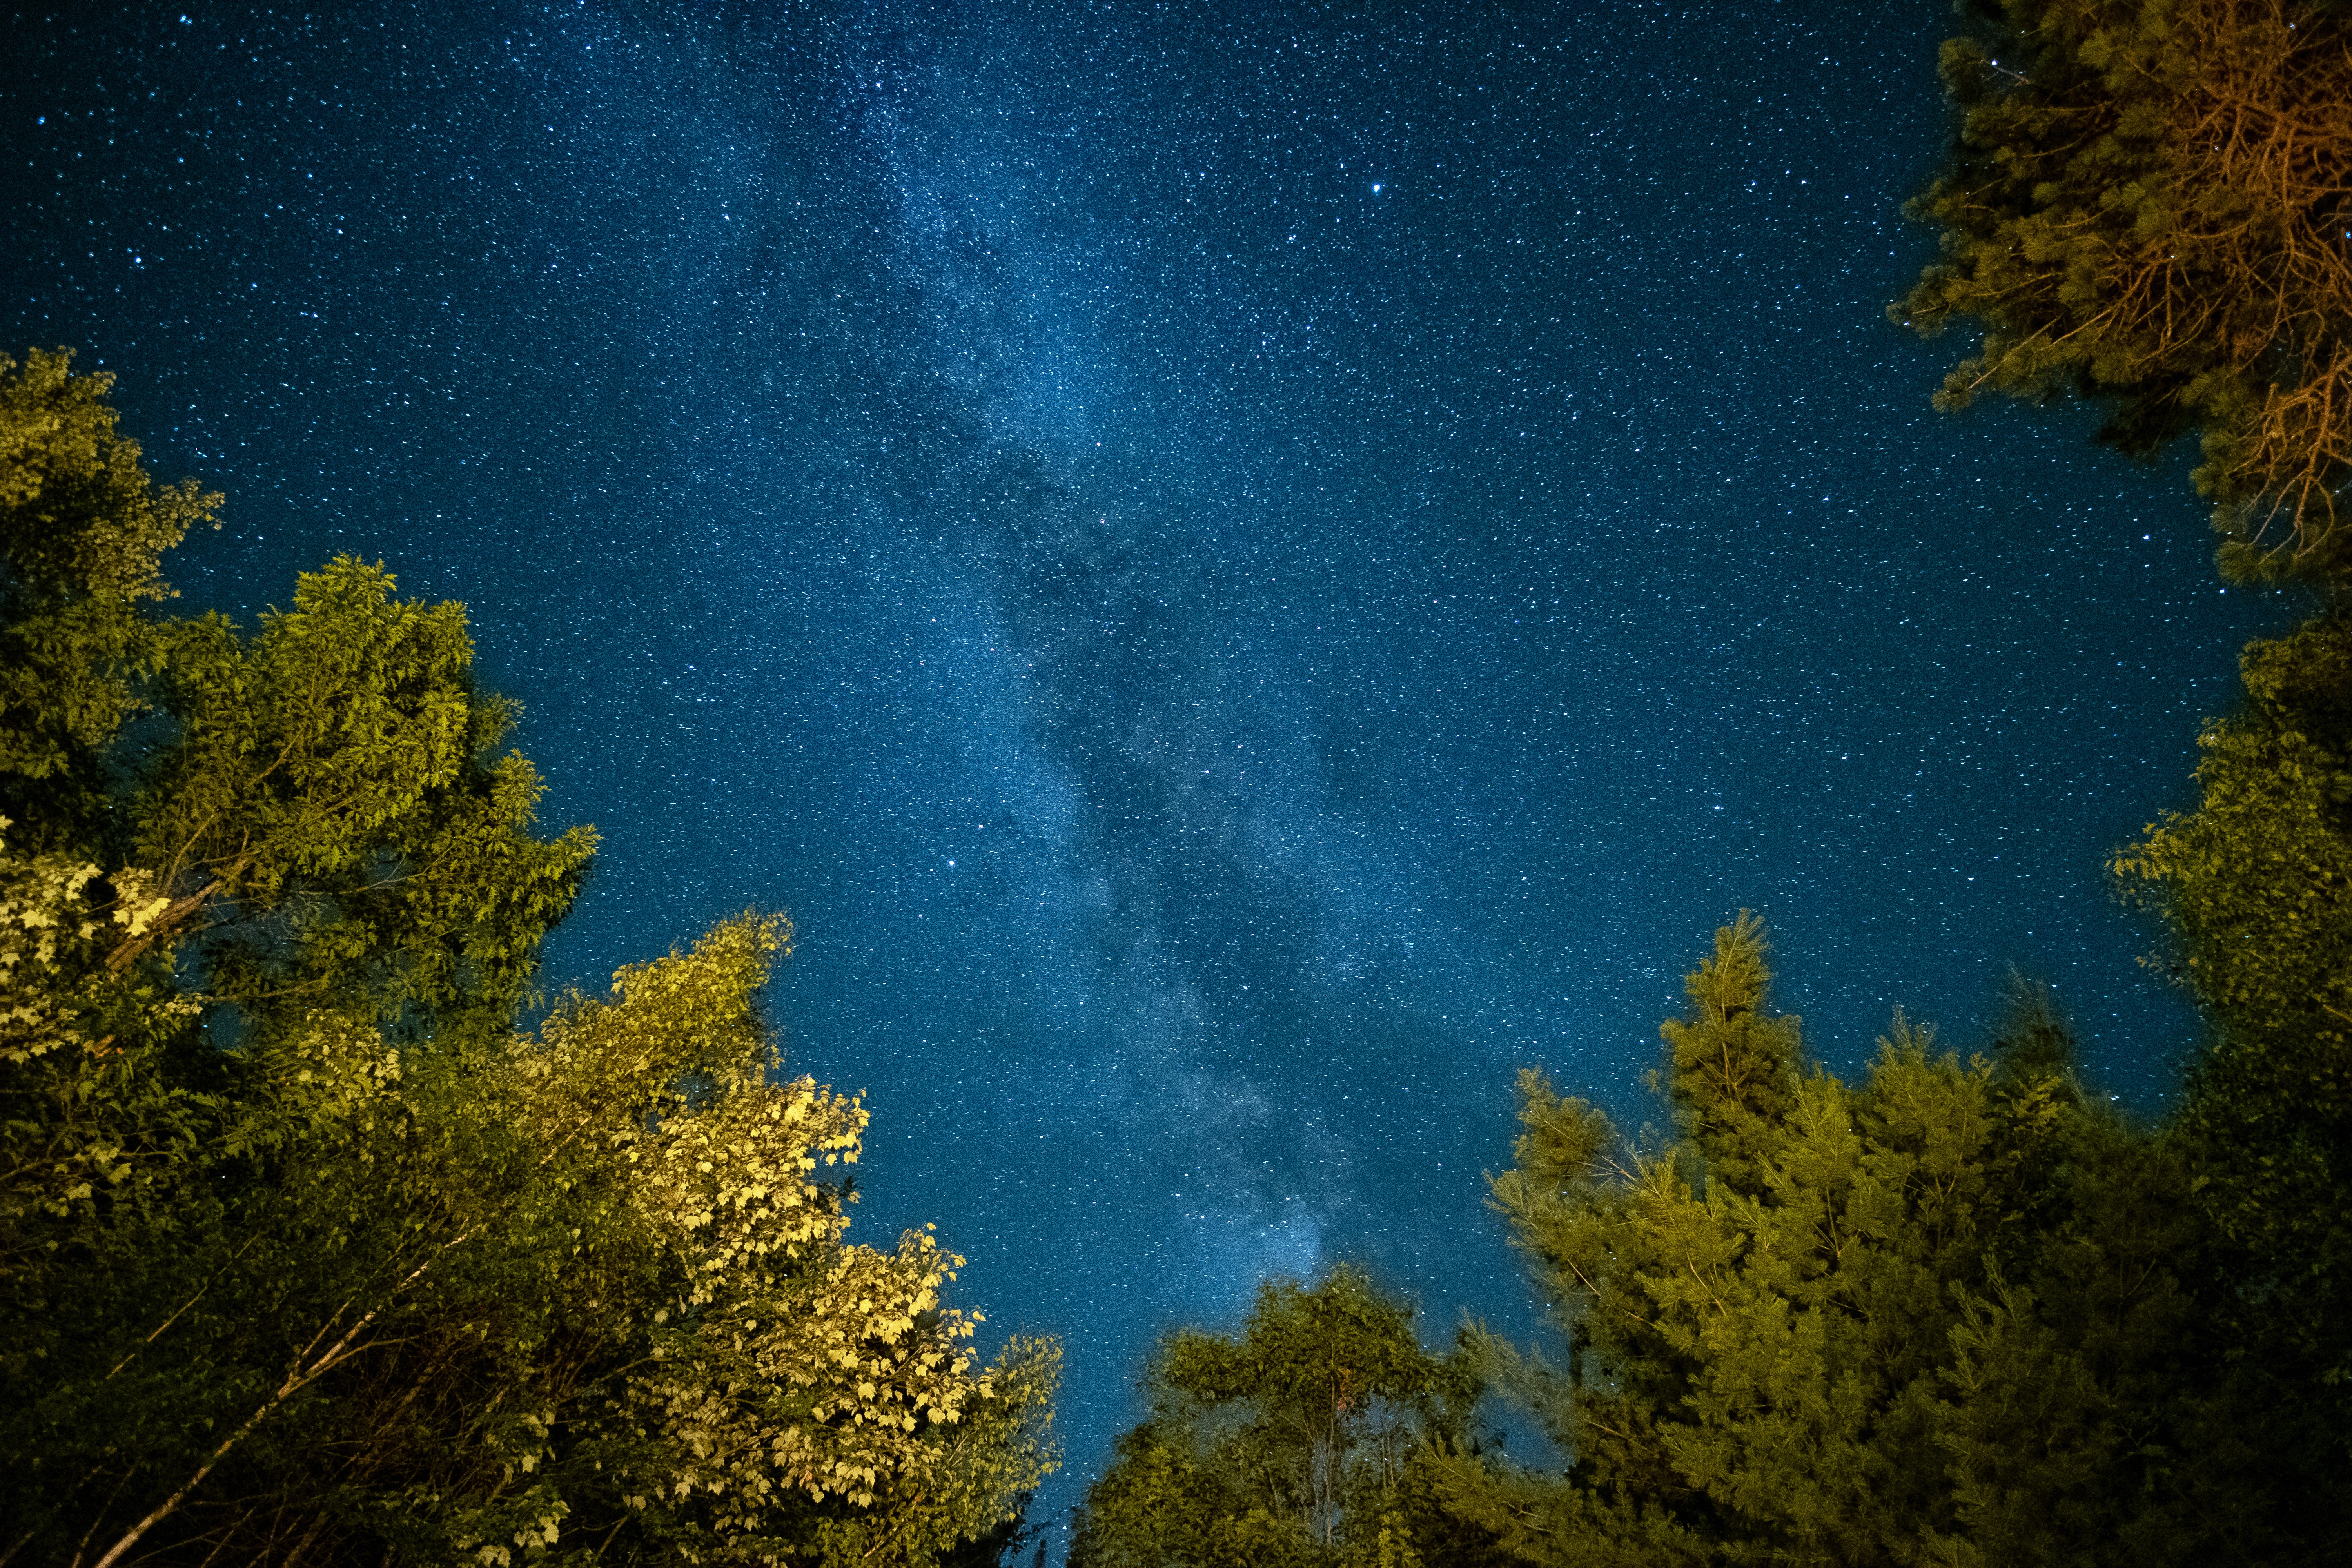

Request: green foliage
left=1895, top=3, right=2352, bottom=1546
left=1656, top=911, right=1802, bottom=1191
left=1896, top=0, right=2352, bottom=579
left=1070, top=1268, right=1506, bottom=1568
left=1438, top=920, right=2212, bottom=1567
left=0, top=813, right=212, bottom=1270
left=9, top=916, right=1059, bottom=1566
left=120, top=554, right=601, bottom=1050
left=2112, top=612, right=2352, bottom=1552
left=0, top=353, right=1056, bottom=1566
left=2114, top=614, right=2352, bottom=1049
left=0, top=348, right=218, bottom=844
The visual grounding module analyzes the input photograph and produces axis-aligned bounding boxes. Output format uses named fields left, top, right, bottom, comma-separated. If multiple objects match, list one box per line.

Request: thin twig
left=106, top=1236, right=263, bottom=1381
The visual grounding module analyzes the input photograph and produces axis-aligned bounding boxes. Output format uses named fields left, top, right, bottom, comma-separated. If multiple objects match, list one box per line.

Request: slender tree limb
left=89, top=1232, right=469, bottom=1568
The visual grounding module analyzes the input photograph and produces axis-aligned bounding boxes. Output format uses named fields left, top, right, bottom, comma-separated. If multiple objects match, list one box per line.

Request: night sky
left=3, top=0, right=2297, bottom=1550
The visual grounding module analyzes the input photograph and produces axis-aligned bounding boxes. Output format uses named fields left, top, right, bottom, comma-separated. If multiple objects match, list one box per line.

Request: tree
left=1070, top=1267, right=1506, bottom=1568
left=0, top=347, right=218, bottom=847
left=1435, top=918, right=2210, bottom=1568
left=1896, top=0, right=2352, bottom=580
left=2112, top=612, right=2352, bottom=1558
left=0, top=350, right=1058, bottom=1565
left=130, top=552, right=598, bottom=1049
left=1895, top=4, right=2352, bottom=1546
left=10, top=915, right=1060, bottom=1566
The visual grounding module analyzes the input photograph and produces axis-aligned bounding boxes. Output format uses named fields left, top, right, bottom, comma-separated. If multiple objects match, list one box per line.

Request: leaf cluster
left=0, top=348, right=218, bottom=843
left=0, top=352, right=1057, bottom=1567
left=1070, top=1268, right=1508, bottom=1568
left=1440, top=920, right=2215, bottom=1567
left=2110, top=613, right=2352, bottom=1551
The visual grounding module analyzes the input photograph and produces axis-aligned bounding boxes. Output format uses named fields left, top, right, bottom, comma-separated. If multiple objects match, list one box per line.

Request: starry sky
left=3, top=0, right=2297, bottom=1550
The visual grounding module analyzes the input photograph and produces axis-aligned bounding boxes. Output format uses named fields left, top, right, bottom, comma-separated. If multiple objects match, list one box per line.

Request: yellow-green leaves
left=2114, top=616, right=2352, bottom=1042
left=2112, top=613, right=2352, bottom=1474
left=0, top=348, right=214, bottom=604
left=0, top=815, right=210, bottom=1252
left=1658, top=911, right=1805, bottom=1190
left=128, top=552, right=597, bottom=1040
left=0, top=361, right=1052, bottom=1567
left=1074, top=1269, right=1477, bottom=1568
left=490, top=914, right=1057, bottom=1563
left=0, top=349, right=218, bottom=828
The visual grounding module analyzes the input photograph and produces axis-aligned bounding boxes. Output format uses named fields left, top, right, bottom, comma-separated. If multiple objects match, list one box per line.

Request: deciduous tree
left=1071, top=1267, right=1503, bottom=1568
left=0, top=351, right=1057, bottom=1566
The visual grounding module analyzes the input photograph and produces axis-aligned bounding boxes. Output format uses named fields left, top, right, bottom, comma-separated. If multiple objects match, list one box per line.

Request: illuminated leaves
left=0, top=349, right=218, bottom=814
left=133, top=555, right=597, bottom=1039
left=0, top=819, right=210, bottom=1251
left=1898, top=0, right=2352, bottom=578
left=2114, top=614, right=2352, bottom=1421
left=498, top=915, right=1058, bottom=1563
left=0, top=358, right=1052, bottom=1567
left=1072, top=1270, right=1485, bottom=1568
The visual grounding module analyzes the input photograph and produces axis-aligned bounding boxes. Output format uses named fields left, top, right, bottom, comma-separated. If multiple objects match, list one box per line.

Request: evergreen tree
left=1897, top=4, right=2352, bottom=1549
left=2112, top=612, right=2352, bottom=1558
left=1896, top=0, right=2352, bottom=580
left=1436, top=918, right=2209, bottom=1567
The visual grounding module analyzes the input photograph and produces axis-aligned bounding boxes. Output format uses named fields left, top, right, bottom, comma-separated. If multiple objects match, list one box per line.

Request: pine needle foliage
left=1896, top=0, right=2352, bottom=580
left=1438, top=918, right=2218, bottom=1568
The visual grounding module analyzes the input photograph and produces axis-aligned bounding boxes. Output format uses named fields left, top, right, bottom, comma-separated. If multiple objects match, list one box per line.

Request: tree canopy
left=1897, top=0, right=2352, bottom=580
left=0, top=350, right=1056, bottom=1567
left=2111, top=613, right=2352, bottom=1551
left=22, top=0, right=2352, bottom=1538
left=1433, top=919, right=2209, bottom=1567
left=0, top=347, right=219, bottom=846
left=1069, top=1267, right=1503, bottom=1568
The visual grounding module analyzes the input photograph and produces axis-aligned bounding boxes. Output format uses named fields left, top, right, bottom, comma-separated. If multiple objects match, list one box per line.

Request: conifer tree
left=1897, top=0, right=2352, bottom=579
left=2112, top=612, right=2352, bottom=1558
left=1437, top=919, right=2209, bottom=1567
